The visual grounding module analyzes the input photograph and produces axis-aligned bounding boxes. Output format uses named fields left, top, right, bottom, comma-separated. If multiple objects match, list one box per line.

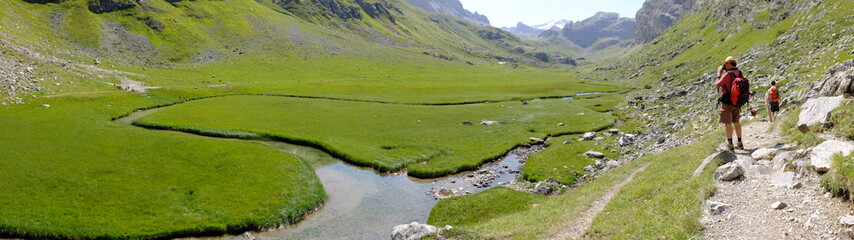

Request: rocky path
left=702, top=120, right=854, bottom=239
left=546, top=162, right=651, bottom=240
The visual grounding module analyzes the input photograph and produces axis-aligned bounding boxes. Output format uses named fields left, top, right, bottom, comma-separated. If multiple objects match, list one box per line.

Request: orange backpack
left=769, top=86, right=779, bottom=102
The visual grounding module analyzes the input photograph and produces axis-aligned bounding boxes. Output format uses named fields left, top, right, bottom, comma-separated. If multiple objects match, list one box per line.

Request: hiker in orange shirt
left=766, top=81, right=780, bottom=122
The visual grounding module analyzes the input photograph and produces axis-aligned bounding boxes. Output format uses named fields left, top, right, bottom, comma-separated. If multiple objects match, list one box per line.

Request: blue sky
left=458, top=0, right=647, bottom=28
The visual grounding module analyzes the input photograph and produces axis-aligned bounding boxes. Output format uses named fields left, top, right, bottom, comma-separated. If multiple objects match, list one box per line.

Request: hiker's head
left=771, top=81, right=777, bottom=86
left=721, top=56, right=738, bottom=70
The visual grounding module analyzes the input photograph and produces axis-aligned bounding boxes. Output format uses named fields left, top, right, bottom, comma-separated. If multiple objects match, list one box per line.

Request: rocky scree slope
left=634, top=0, right=695, bottom=44
left=403, top=0, right=489, bottom=26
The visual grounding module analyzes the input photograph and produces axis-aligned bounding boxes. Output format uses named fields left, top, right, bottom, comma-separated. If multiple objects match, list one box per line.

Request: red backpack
left=727, top=71, right=750, bottom=108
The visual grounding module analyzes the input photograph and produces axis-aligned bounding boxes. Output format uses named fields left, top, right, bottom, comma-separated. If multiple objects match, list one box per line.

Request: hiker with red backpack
left=766, top=81, right=780, bottom=122
left=715, top=56, right=751, bottom=151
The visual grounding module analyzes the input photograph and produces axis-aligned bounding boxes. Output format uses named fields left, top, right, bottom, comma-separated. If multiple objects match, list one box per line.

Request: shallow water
left=118, top=108, right=530, bottom=240
left=246, top=142, right=528, bottom=240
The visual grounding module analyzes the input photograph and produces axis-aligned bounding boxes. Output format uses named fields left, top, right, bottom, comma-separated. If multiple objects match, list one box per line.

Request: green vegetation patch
left=523, top=134, right=619, bottom=185
left=821, top=154, right=854, bottom=199
left=831, top=104, right=854, bottom=141
left=585, top=135, right=720, bottom=239
left=133, top=95, right=616, bottom=178
left=0, top=94, right=324, bottom=239
left=428, top=187, right=547, bottom=227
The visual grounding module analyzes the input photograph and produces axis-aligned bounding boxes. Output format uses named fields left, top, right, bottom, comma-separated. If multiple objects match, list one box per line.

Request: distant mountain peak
left=532, top=19, right=572, bottom=31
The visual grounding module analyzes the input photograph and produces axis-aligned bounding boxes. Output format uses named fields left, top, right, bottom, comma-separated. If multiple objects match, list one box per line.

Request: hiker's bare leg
left=734, top=122, right=742, bottom=139
left=725, top=123, right=733, bottom=139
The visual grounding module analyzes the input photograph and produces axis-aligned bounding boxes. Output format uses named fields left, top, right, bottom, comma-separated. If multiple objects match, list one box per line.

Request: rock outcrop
left=810, top=140, right=854, bottom=173
left=88, top=0, right=137, bottom=14
left=404, top=0, right=489, bottom=26
left=797, top=96, right=844, bottom=128
left=634, top=0, right=695, bottom=43
left=815, top=59, right=854, bottom=97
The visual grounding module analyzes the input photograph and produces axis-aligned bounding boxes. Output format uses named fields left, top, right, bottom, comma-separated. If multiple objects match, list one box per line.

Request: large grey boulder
left=797, top=96, right=845, bottom=128
left=693, top=150, right=737, bottom=177
left=714, top=162, right=745, bottom=181
left=810, top=140, right=854, bottom=173
left=391, top=222, right=438, bottom=240
left=816, top=59, right=854, bottom=97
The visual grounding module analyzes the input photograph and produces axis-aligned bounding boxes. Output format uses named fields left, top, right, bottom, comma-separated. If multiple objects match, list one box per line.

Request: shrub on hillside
left=831, top=104, right=854, bottom=140
left=821, top=154, right=854, bottom=200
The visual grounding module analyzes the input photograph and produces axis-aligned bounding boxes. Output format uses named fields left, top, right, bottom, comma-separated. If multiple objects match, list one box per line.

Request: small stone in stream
left=529, top=137, right=545, bottom=144
left=771, top=202, right=787, bottom=210
left=243, top=232, right=255, bottom=240
left=391, top=222, right=439, bottom=240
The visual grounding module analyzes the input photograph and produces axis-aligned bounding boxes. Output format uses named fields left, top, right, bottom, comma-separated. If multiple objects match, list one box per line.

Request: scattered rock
left=391, top=222, right=439, bottom=240
left=242, top=232, right=255, bottom=240
left=841, top=215, right=854, bottom=226
left=562, top=140, right=572, bottom=145
left=529, top=137, right=545, bottom=144
left=39, top=104, right=50, bottom=108
left=533, top=178, right=560, bottom=195
left=770, top=172, right=796, bottom=188
left=460, top=121, right=473, bottom=125
left=608, top=129, right=620, bottom=134
left=584, top=150, right=605, bottom=159
left=694, top=151, right=737, bottom=177
left=583, top=132, right=596, bottom=140
left=705, top=200, right=732, bottom=215
left=714, top=162, right=744, bottom=181
left=770, top=202, right=787, bottom=210
left=618, top=134, right=636, bottom=147
left=480, top=120, right=504, bottom=126
left=797, top=96, right=844, bottom=128
left=93, top=59, right=101, bottom=65
left=810, top=140, right=854, bottom=173
left=772, top=151, right=796, bottom=171
left=751, top=148, right=778, bottom=160
left=558, top=123, right=566, bottom=126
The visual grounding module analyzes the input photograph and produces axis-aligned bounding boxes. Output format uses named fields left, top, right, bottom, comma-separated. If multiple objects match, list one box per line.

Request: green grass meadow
left=0, top=94, right=325, bottom=238
left=132, top=95, right=617, bottom=178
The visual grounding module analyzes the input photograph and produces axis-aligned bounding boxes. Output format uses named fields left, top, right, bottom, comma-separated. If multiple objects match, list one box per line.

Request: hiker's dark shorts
left=769, top=101, right=780, bottom=112
left=719, top=104, right=741, bottom=124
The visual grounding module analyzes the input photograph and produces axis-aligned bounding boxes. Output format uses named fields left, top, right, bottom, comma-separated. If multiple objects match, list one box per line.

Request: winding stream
left=118, top=107, right=537, bottom=240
